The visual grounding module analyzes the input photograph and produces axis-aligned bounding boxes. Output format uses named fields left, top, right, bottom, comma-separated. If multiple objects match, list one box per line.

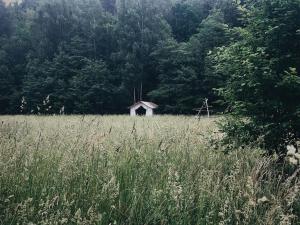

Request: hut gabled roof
left=129, top=101, right=158, bottom=109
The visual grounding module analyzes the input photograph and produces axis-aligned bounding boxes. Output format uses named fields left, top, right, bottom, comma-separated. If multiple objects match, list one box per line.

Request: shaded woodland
left=0, top=0, right=246, bottom=114
left=0, top=0, right=299, bottom=118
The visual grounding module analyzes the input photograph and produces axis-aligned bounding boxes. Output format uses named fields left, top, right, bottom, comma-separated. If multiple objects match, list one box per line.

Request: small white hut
left=129, top=101, right=158, bottom=116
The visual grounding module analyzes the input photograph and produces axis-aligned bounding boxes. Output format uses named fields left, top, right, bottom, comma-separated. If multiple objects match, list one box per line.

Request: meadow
left=0, top=116, right=299, bottom=225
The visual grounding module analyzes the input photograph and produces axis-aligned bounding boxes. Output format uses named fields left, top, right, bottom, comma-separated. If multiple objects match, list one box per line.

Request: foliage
left=148, top=39, right=198, bottom=113
left=149, top=11, right=232, bottom=113
left=212, top=0, right=300, bottom=155
left=70, top=59, right=118, bottom=114
left=0, top=0, right=243, bottom=115
left=167, top=2, right=202, bottom=42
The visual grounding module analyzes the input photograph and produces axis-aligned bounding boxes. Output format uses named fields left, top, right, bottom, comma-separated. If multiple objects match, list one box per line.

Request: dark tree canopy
left=0, top=0, right=239, bottom=115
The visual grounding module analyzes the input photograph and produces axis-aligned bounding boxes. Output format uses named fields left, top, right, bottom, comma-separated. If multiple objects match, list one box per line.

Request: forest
left=1, top=1, right=300, bottom=224
left=0, top=0, right=298, bottom=115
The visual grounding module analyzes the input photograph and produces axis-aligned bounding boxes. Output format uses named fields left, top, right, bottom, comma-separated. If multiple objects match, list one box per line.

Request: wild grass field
left=0, top=116, right=299, bottom=225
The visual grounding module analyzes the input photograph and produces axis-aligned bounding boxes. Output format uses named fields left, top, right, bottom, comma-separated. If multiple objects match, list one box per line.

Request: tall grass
left=0, top=116, right=299, bottom=225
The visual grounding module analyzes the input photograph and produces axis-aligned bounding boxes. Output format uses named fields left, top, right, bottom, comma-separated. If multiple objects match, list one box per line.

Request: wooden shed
left=129, top=101, right=158, bottom=116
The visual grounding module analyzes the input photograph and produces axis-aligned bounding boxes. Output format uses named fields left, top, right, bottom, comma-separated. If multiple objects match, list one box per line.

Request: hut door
left=136, top=106, right=146, bottom=116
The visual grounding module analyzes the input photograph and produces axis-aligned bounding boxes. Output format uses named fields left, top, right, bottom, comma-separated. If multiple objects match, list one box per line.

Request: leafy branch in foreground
left=212, top=0, right=300, bottom=156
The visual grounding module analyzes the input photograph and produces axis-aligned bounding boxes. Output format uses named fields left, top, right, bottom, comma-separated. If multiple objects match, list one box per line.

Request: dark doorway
left=136, top=107, right=146, bottom=116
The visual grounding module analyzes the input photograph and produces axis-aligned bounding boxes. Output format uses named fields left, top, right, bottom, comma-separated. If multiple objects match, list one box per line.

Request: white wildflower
left=288, top=157, right=298, bottom=166
left=287, top=145, right=296, bottom=156
left=294, top=153, right=300, bottom=161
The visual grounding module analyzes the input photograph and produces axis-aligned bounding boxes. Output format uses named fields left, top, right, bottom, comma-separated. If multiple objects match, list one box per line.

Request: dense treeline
left=0, top=0, right=241, bottom=114
left=0, top=0, right=299, bottom=121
